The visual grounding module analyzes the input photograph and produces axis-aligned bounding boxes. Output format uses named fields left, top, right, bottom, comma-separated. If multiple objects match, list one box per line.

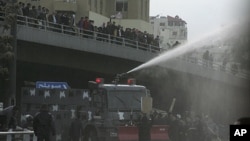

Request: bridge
left=11, top=15, right=249, bottom=87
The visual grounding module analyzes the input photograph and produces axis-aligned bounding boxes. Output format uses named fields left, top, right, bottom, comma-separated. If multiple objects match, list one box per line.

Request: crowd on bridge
left=202, top=50, right=240, bottom=75
left=0, top=1, right=160, bottom=49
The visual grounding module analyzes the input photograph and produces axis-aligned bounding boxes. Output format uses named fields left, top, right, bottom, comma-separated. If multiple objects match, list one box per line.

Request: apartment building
left=150, top=15, right=188, bottom=49
left=18, top=0, right=152, bottom=33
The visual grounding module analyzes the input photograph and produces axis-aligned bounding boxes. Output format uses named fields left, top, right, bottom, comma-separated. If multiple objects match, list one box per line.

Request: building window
left=181, top=29, right=186, bottom=37
left=175, top=22, right=180, bottom=26
left=168, top=21, right=173, bottom=26
left=151, top=22, right=154, bottom=24
left=100, top=0, right=103, bottom=14
left=95, top=0, right=97, bottom=11
left=88, top=0, right=91, bottom=10
left=141, top=0, right=143, bottom=18
left=160, top=22, right=165, bottom=26
left=162, top=29, right=165, bottom=31
left=172, top=31, right=177, bottom=36
left=116, top=0, right=128, bottom=12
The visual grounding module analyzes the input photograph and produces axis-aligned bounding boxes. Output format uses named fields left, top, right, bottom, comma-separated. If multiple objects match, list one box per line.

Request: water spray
left=126, top=21, right=246, bottom=74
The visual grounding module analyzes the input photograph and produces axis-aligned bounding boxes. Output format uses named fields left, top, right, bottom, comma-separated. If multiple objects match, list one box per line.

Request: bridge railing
left=0, top=130, right=36, bottom=141
left=12, top=13, right=163, bottom=54
left=177, top=56, right=250, bottom=79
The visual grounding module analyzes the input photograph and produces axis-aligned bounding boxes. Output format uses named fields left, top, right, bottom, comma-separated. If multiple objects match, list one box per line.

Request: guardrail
left=0, top=11, right=249, bottom=80
left=0, top=130, right=36, bottom=141
left=13, top=13, right=162, bottom=54
left=177, top=56, right=250, bottom=79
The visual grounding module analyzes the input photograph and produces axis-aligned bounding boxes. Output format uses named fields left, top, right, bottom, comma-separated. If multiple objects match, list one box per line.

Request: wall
left=87, top=11, right=153, bottom=33
left=89, top=11, right=109, bottom=27
left=113, top=19, right=153, bottom=34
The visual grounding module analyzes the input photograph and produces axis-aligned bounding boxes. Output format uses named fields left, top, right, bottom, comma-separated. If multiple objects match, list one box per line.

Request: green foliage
left=0, top=35, right=14, bottom=43
left=4, top=13, right=16, bottom=25
left=4, top=4, right=18, bottom=14
left=0, top=36, right=14, bottom=61
left=1, top=23, right=11, bottom=32
left=0, top=67, right=9, bottom=78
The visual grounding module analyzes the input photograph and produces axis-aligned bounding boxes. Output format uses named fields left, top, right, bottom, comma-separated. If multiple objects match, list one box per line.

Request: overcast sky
left=150, top=0, right=249, bottom=41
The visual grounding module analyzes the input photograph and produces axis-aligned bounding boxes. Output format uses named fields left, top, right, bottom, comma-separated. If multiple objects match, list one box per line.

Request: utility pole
left=9, top=0, right=17, bottom=106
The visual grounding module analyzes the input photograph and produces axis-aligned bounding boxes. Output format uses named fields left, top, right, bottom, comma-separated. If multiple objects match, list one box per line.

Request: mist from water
left=126, top=19, right=249, bottom=126
left=127, top=21, right=246, bottom=74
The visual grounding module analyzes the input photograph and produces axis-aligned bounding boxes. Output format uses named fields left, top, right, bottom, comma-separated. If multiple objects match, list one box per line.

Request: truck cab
left=86, top=78, right=152, bottom=141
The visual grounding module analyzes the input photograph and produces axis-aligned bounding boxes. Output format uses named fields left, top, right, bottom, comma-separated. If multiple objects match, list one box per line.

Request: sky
left=150, top=0, right=250, bottom=41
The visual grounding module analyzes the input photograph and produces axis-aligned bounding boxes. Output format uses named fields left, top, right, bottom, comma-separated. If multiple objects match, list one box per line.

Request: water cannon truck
left=20, top=77, right=169, bottom=141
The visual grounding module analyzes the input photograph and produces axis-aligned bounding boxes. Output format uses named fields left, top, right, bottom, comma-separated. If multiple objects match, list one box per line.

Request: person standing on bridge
left=203, top=50, right=209, bottom=67
left=33, top=104, right=56, bottom=141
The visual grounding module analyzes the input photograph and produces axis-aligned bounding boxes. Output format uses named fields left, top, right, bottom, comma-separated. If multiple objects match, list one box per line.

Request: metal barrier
left=12, top=12, right=162, bottom=53
left=20, top=88, right=92, bottom=141
left=0, top=130, right=36, bottom=141
left=0, top=11, right=160, bottom=53
left=177, top=56, right=250, bottom=79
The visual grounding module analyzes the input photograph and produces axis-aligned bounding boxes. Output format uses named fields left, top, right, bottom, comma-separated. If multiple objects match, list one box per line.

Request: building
left=150, top=15, right=188, bottom=49
left=18, top=0, right=152, bottom=33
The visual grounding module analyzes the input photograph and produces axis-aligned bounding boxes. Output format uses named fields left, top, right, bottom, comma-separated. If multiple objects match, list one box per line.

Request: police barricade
left=151, top=125, right=169, bottom=141
left=0, top=129, right=36, bottom=141
left=118, top=126, right=139, bottom=141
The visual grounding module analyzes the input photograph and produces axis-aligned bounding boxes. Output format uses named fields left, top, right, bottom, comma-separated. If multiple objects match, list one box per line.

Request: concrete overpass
left=15, top=22, right=250, bottom=123
left=15, top=21, right=250, bottom=88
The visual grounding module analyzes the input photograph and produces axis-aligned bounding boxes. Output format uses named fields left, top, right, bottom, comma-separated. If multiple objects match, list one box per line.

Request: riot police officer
left=138, top=114, right=151, bottom=141
left=33, top=104, right=56, bottom=141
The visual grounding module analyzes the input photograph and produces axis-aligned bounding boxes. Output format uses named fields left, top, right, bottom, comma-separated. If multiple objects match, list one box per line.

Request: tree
left=1, top=5, right=15, bottom=78
left=0, top=2, right=17, bottom=106
left=0, top=36, right=14, bottom=78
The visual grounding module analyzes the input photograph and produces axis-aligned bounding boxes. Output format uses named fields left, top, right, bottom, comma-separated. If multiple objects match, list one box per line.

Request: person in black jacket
left=139, top=114, right=152, bottom=141
left=33, top=104, right=56, bottom=141
left=8, top=106, right=19, bottom=130
left=69, top=112, right=84, bottom=141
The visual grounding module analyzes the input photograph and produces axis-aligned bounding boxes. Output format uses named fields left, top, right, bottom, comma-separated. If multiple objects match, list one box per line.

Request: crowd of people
left=2, top=104, right=250, bottom=141
left=148, top=110, right=225, bottom=141
left=2, top=104, right=227, bottom=141
left=0, top=1, right=160, bottom=50
left=0, top=105, right=55, bottom=141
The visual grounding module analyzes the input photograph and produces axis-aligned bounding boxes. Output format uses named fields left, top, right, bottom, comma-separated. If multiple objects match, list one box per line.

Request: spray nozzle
left=112, top=72, right=127, bottom=84
left=117, top=72, right=127, bottom=77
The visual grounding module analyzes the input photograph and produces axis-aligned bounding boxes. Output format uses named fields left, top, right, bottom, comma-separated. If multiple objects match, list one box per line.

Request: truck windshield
left=108, top=90, right=145, bottom=111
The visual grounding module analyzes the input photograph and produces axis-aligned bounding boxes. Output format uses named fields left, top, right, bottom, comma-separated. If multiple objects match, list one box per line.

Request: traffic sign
left=36, top=81, right=70, bottom=89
